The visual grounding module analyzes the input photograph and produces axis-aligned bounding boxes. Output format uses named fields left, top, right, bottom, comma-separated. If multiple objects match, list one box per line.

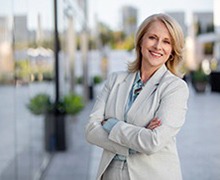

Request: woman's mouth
left=149, top=50, right=163, bottom=57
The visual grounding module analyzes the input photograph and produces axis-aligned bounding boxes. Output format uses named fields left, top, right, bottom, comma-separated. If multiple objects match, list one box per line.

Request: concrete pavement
left=178, top=86, right=220, bottom=180
left=42, top=102, right=94, bottom=180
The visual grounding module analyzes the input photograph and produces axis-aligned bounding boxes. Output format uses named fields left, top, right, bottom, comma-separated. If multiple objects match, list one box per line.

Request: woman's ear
left=169, top=54, right=173, bottom=59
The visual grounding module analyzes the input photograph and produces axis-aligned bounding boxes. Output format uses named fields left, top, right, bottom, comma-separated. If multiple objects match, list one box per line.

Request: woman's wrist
left=102, top=118, right=119, bottom=133
left=101, top=119, right=107, bottom=126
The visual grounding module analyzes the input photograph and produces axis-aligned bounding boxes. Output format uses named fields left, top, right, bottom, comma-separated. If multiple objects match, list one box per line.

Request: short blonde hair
left=128, top=13, right=184, bottom=76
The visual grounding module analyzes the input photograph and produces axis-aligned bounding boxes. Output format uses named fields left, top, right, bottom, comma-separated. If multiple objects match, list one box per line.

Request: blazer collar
left=146, top=64, right=168, bottom=86
left=115, top=65, right=168, bottom=122
left=127, top=64, right=168, bottom=123
left=115, top=72, right=136, bottom=121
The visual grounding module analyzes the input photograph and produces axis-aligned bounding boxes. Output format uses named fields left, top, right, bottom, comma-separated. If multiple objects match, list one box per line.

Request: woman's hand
left=145, top=117, right=161, bottom=130
left=101, top=119, right=107, bottom=126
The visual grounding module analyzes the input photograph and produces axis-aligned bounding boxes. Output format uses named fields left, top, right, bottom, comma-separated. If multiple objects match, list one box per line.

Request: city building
left=121, top=5, right=138, bottom=36
left=192, top=12, right=214, bottom=67
left=0, top=16, right=11, bottom=42
left=166, top=12, right=187, bottom=36
left=0, top=16, right=13, bottom=76
left=14, top=15, right=28, bottom=42
left=213, top=0, right=220, bottom=67
left=193, top=12, right=213, bottom=35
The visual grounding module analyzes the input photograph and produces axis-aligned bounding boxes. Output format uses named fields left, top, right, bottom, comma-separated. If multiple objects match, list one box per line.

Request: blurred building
left=166, top=12, right=187, bottom=36
left=14, top=15, right=28, bottom=42
left=166, top=11, right=218, bottom=71
left=36, top=13, right=44, bottom=44
left=0, top=16, right=13, bottom=76
left=191, top=12, right=216, bottom=69
left=0, top=16, right=11, bottom=42
left=214, top=0, right=220, bottom=68
left=193, top=12, right=213, bottom=35
left=121, top=5, right=138, bottom=36
left=165, top=12, right=196, bottom=70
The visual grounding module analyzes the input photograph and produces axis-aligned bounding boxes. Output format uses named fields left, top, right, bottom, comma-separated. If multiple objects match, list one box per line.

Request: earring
left=169, top=54, right=174, bottom=60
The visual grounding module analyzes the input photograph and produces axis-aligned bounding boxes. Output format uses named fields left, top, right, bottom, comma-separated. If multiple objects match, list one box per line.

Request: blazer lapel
left=127, top=65, right=168, bottom=124
left=115, top=72, right=136, bottom=121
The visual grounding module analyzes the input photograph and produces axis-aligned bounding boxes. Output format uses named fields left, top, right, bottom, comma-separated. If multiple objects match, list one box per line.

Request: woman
left=85, top=13, right=189, bottom=180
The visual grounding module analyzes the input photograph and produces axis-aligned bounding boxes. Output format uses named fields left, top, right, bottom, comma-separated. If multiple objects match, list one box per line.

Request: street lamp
left=54, top=0, right=60, bottom=105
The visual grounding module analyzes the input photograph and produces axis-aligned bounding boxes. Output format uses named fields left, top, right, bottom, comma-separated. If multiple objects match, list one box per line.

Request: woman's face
left=140, top=20, right=172, bottom=70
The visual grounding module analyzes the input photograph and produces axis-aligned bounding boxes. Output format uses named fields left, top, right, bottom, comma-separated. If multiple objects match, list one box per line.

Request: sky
left=88, top=0, right=213, bottom=30
left=0, top=0, right=214, bottom=31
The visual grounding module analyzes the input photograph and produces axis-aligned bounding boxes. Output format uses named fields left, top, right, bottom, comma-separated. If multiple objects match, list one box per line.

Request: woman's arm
left=85, top=73, right=129, bottom=157
left=107, top=79, right=189, bottom=155
left=101, top=117, right=161, bottom=155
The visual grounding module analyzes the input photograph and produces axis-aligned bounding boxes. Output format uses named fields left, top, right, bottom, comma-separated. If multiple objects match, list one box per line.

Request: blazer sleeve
left=85, top=73, right=129, bottom=157
left=108, top=79, right=189, bottom=155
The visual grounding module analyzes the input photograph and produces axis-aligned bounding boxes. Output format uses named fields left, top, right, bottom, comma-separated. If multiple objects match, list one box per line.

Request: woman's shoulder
left=102, top=71, right=131, bottom=90
left=109, top=70, right=130, bottom=76
left=107, top=71, right=130, bottom=82
left=161, top=70, right=189, bottom=92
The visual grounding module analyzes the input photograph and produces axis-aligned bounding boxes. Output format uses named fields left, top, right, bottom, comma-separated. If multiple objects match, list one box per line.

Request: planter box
left=210, top=72, right=220, bottom=92
left=193, top=82, right=207, bottom=93
left=45, top=113, right=66, bottom=152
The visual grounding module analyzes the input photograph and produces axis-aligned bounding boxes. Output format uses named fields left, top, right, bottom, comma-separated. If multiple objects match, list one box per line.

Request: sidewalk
left=42, top=85, right=220, bottom=180
left=42, top=101, right=96, bottom=180
left=177, top=87, right=220, bottom=180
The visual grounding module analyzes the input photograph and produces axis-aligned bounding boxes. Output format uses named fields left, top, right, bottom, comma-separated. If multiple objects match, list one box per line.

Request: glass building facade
left=0, top=0, right=82, bottom=179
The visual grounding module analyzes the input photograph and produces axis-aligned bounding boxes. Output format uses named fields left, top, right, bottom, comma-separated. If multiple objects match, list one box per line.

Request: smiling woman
left=85, top=13, right=189, bottom=180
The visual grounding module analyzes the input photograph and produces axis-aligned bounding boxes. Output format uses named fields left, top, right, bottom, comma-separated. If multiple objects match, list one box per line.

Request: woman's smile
left=149, top=50, right=163, bottom=58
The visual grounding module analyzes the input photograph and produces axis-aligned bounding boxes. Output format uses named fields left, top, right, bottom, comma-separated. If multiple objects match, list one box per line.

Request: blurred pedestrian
left=85, top=13, right=189, bottom=180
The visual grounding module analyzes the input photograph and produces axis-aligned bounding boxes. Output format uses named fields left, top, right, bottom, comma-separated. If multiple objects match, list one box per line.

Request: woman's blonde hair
left=128, top=13, right=185, bottom=76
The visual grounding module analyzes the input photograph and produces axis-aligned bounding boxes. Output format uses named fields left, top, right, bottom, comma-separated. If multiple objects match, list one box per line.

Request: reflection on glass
left=0, top=0, right=54, bottom=179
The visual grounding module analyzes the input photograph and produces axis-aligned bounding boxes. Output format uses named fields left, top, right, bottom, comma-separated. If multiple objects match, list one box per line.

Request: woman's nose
left=154, top=40, right=162, bottom=50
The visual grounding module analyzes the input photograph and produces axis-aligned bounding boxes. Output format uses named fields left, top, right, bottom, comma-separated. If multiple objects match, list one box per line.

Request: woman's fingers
left=145, top=117, right=161, bottom=130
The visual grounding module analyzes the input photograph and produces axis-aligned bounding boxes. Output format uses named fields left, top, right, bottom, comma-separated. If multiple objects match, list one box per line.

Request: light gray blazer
left=85, top=65, right=189, bottom=180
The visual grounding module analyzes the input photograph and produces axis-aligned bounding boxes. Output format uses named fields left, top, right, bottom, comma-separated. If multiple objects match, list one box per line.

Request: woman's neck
left=140, top=66, right=159, bottom=83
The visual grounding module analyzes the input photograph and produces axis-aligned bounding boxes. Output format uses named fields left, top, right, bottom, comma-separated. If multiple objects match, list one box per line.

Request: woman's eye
left=164, top=40, right=171, bottom=44
left=149, top=36, right=155, bottom=40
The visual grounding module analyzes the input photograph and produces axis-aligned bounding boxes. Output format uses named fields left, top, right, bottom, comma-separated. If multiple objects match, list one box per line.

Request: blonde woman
left=85, top=13, right=189, bottom=180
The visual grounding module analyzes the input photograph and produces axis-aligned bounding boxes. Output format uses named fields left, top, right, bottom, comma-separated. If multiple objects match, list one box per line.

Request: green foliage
left=15, top=59, right=54, bottom=82
left=63, top=94, right=84, bottom=115
left=204, top=42, right=214, bottom=55
left=192, top=68, right=209, bottom=83
left=33, top=72, right=54, bottom=81
left=28, top=38, right=54, bottom=50
left=15, top=60, right=30, bottom=80
left=93, top=75, right=103, bottom=84
left=76, top=76, right=83, bottom=84
left=27, top=93, right=52, bottom=115
left=75, top=22, right=135, bottom=50
left=27, top=93, right=84, bottom=116
left=97, top=22, right=114, bottom=47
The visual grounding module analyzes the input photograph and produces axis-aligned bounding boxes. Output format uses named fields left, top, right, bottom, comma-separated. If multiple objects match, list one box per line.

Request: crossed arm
left=101, top=117, right=161, bottom=155
left=101, top=117, right=161, bottom=131
left=85, top=74, right=189, bottom=156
